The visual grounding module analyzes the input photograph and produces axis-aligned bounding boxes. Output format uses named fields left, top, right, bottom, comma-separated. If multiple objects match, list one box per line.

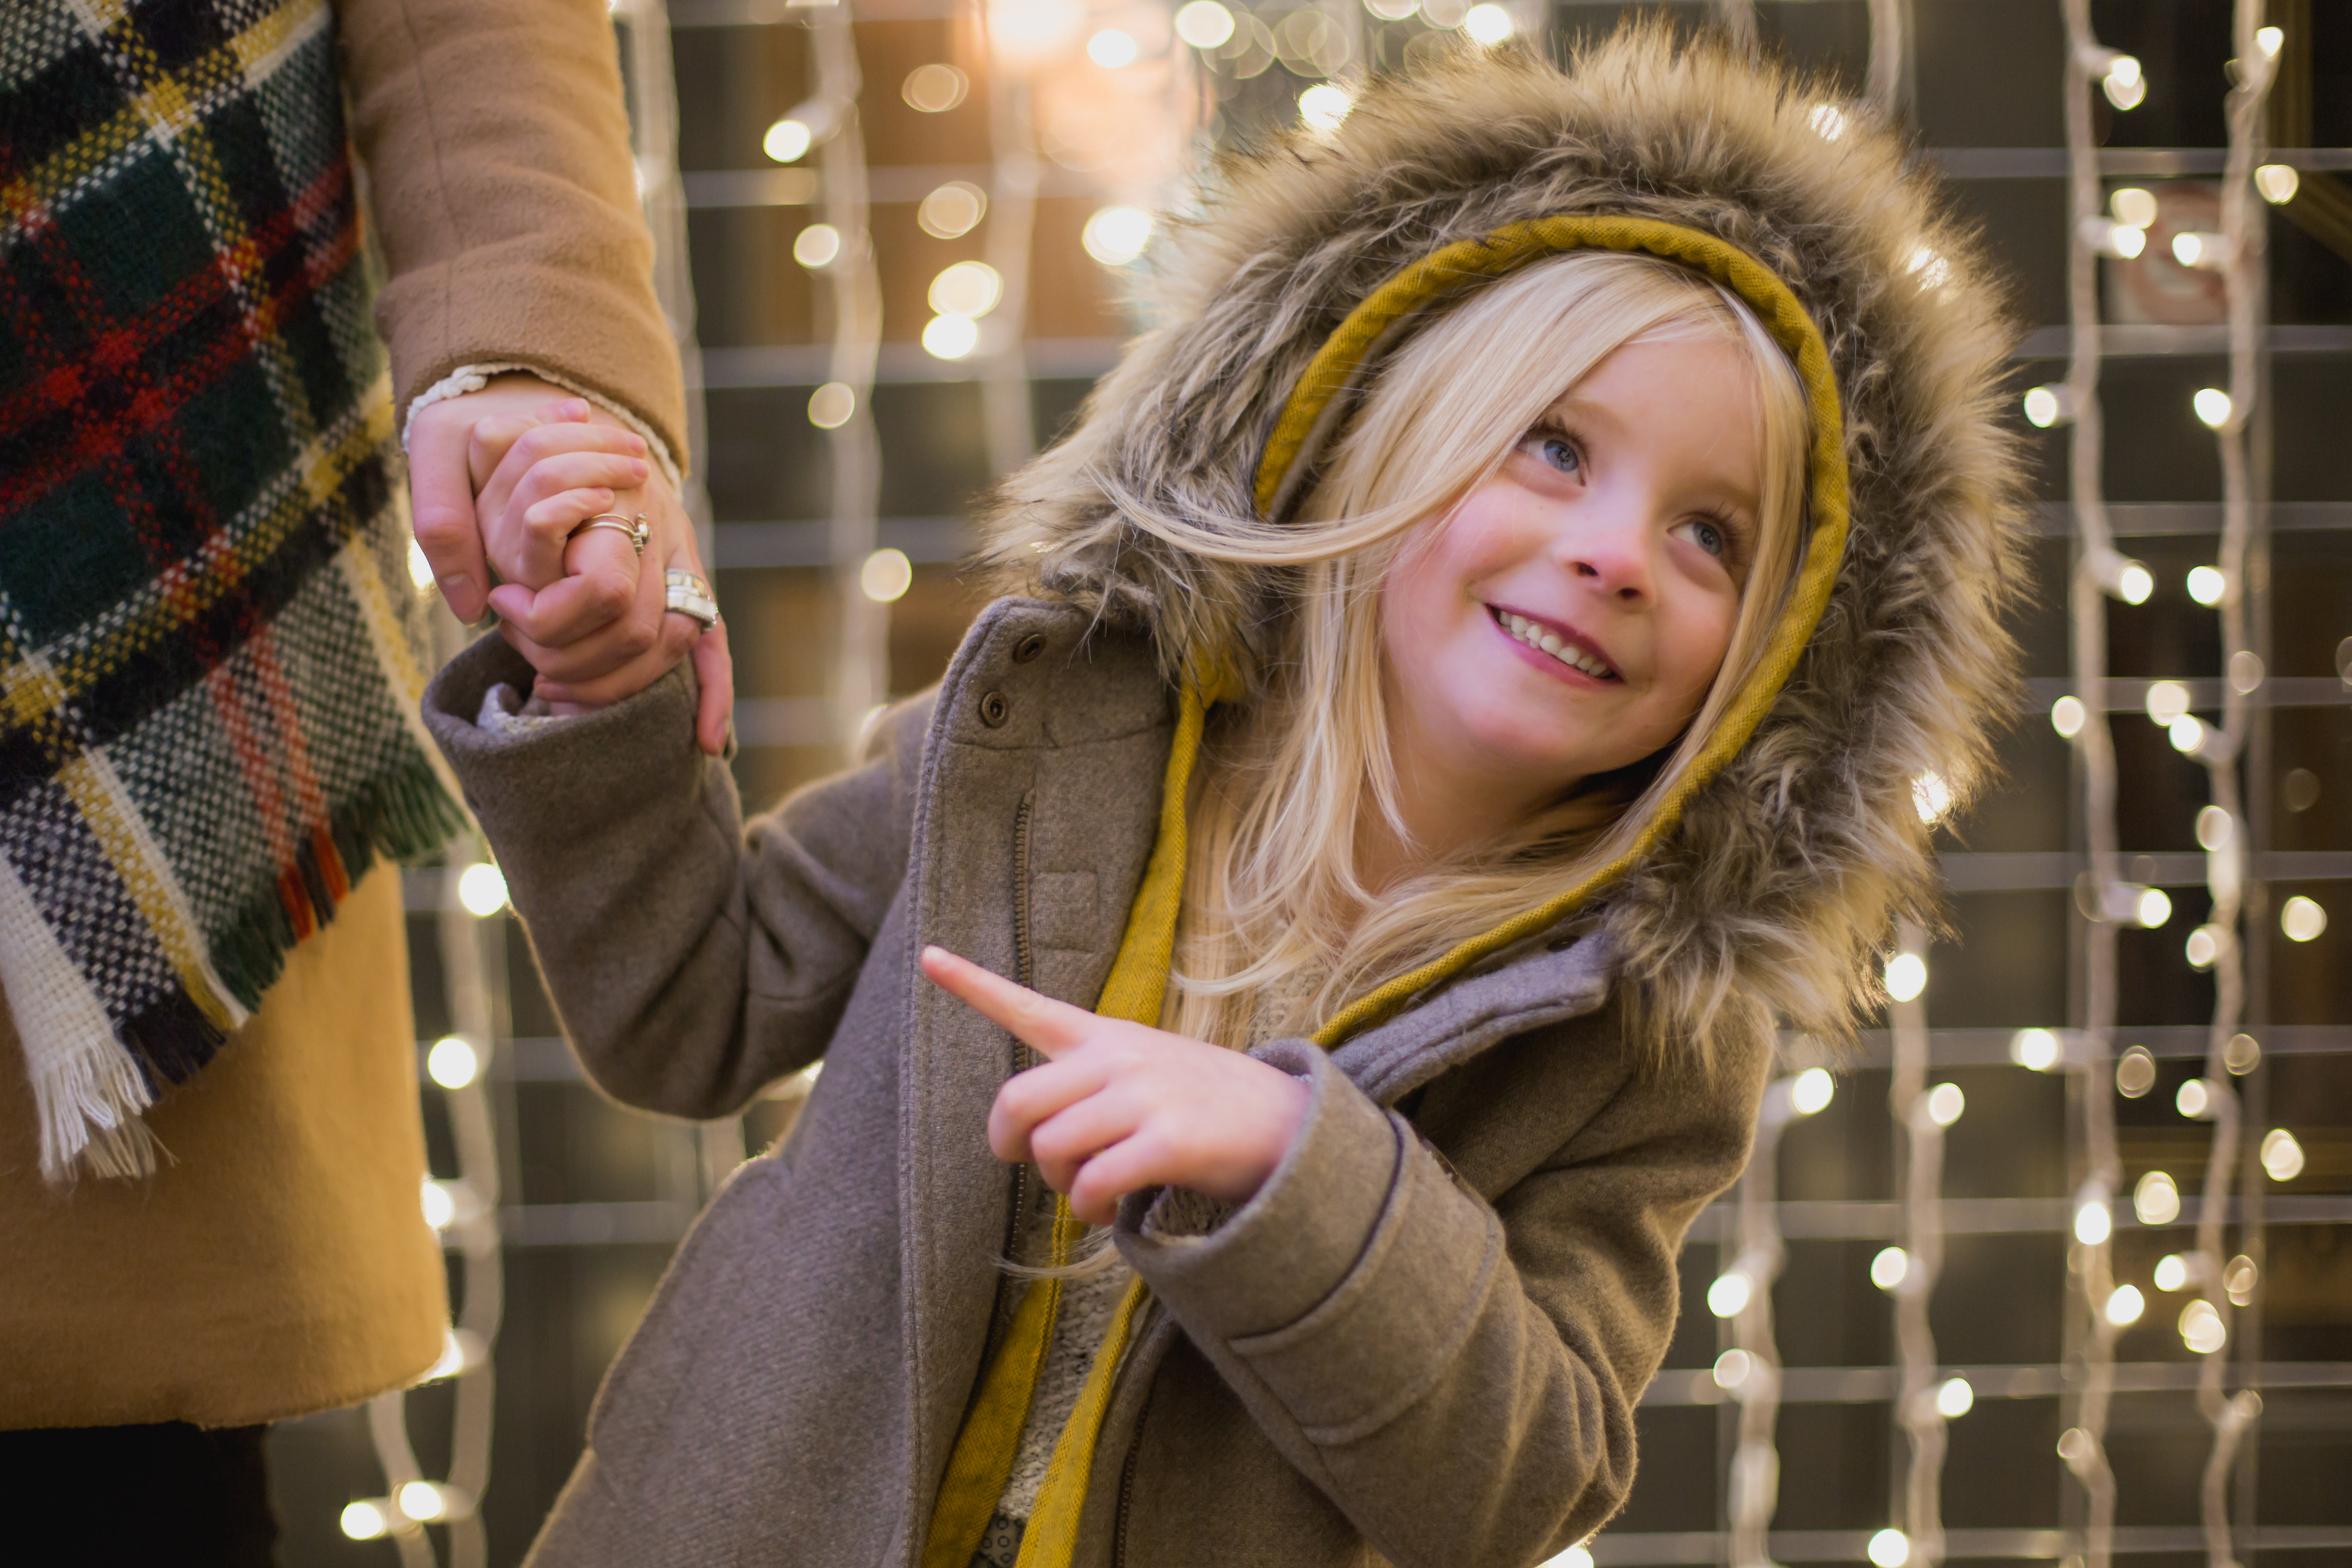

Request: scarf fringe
left=34, top=1027, right=159, bottom=1183
left=33, top=756, right=467, bottom=1184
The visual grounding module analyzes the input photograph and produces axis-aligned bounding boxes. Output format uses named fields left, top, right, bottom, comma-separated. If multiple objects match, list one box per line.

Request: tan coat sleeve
left=334, top=0, right=688, bottom=463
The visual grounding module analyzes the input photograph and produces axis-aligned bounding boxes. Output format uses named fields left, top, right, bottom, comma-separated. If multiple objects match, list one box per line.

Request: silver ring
left=665, top=568, right=720, bottom=631
left=571, top=512, right=648, bottom=557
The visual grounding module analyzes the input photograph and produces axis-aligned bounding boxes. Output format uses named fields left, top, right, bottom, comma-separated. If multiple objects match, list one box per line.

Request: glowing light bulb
left=2185, top=924, right=2222, bottom=969
left=2057, top=1426, right=2094, bottom=1465
left=1924, top=1083, right=1965, bottom=1126
left=1086, top=27, right=1138, bottom=66
left=2115, top=560, right=2154, bottom=603
left=407, top=540, right=435, bottom=591
left=1707, top=1270, right=1753, bottom=1318
left=1299, top=83, right=1353, bottom=130
left=1936, top=1376, right=1974, bottom=1418
left=762, top=118, right=813, bottom=164
left=2022, top=384, right=2069, bottom=428
left=859, top=548, right=913, bottom=604
left=2224, top=1255, right=2257, bottom=1305
left=421, top=1178, right=456, bottom=1230
left=901, top=63, right=968, bottom=113
left=2256, top=164, right=2300, bottom=204
left=1809, top=103, right=1849, bottom=141
left=340, top=1501, right=390, bottom=1540
left=398, top=1481, right=448, bottom=1523
left=929, top=261, right=1002, bottom=319
left=2179, top=1298, right=2227, bottom=1354
left=1869, top=1528, right=1912, bottom=1568
left=2280, top=895, right=2327, bottom=942
left=2225, top=1033, right=2260, bottom=1075
left=1543, top=1547, right=1597, bottom=1568
left=457, top=862, right=507, bottom=917
left=2176, top=1077, right=2212, bottom=1119
left=2050, top=695, right=2086, bottom=738
left=2137, top=886, right=2173, bottom=928
left=2196, top=805, right=2233, bottom=851
left=2194, top=387, right=2234, bottom=429
left=2255, top=25, right=2282, bottom=58
left=808, top=382, right=855, bottom=430
left=917, top=181, right=988, bottom=239
left=2173, top=230, right=2227, bottom=269
left=2229, top=649, right=2265, bottom=693
left=1790, top=1067, right=1835, bottom=1115
left=2075, top=1199, right=2112, bottom=1247
left=2145, top=681, right=2191, bottom=724
left=2107, top=222, right=2146, bottom=259
left=1712, top=1348, right=1753, bottom=1390
left=427, top=1035, right=479, bottom=1090
left=1462, top=3, right=1512, bottom=42
left=2153, top=1253, right=2189, bottom=1292
left=1884, top=951, right=1926, bottom=1002
left=1174, top=0, right=1236, bottom=48
left=2133, top=1170, right=2180, bottom=1226
left=2110, top=186, right=2158, bottom=229
left=793, top=224, right=841, bottom=269
left=2010, top=1028, right=2061, bottom=1071
left=1871, top=1246, right=1910, bottom=1291
left=2102, top=55, right=2145, bottom=110
left=1912, top=770, right=1953, bottom=824
left=1082, top=206, right=1154, bottom=266
left=2104, top=1283, right=2146, bottom=1326
left=2116, top=1046, right=2157, bottom=1097
left=2260, top=1128, right=2306, bottom=1182
left=2186, top=565, right=2226, bottom=605
left=922, top=314, right=980, bottom=360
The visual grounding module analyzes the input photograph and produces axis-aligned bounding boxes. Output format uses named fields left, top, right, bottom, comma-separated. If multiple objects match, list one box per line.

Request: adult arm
left=334, top=0, right=684, bottom=460
left=422, top=636, right=928, bottom=1117
left=1117, top=1015, right=1771, bottom=1568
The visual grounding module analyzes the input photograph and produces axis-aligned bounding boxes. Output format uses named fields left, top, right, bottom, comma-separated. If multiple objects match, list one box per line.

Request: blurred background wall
left=275, top=1, right=2352, bottom=1563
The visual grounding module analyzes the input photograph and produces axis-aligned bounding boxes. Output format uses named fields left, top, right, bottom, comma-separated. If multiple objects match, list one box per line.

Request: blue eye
left=1691, top=519, right=1725, bottom=558
left=1538, top=436, right=1580, bottom=475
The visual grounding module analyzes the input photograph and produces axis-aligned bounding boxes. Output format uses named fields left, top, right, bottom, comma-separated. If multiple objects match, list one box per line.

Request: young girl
left=427, top=27, right=2024, bottom=1568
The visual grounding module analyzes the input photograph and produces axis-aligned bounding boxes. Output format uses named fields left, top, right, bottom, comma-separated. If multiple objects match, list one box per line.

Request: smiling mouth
left=1489, top=606, right=1620, bottom=681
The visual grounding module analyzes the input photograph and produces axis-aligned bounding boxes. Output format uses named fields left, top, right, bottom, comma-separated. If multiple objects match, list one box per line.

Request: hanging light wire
left=808, top=0, right=888, bottom=758
left=2055, top=3, right=2127, bottom=1561
left=2189, top=6, right=2275, bottom=1561
left=1724, top=1070, right=1797, bottom=1568
left=1890, top=920, right=1951, bottom=1568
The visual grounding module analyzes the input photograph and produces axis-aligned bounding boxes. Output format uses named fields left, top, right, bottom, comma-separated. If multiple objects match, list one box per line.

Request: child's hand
left=469, top=409, right=732, bottom=750
left=920, top=946, right=1311, bottom=1226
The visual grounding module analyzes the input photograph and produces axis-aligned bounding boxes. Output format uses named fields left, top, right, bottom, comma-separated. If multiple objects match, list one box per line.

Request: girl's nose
left=1556, top=501, right=1653, bottom=603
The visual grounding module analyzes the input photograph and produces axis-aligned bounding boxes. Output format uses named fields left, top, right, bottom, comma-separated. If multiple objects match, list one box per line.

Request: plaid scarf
left=0, top=0, right=466, bottom=1181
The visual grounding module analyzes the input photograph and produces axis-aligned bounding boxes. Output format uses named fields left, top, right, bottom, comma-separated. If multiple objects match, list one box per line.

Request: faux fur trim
left=978, top=24, right=2031, bottom=1053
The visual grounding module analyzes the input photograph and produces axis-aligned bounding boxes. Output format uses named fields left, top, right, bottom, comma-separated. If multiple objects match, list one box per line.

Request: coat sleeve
left=1115, top=1019, right=1769, bottom=1568
left=333, top=0, right=687, bottom=458
left=421, top=635, right=927, bottom=1119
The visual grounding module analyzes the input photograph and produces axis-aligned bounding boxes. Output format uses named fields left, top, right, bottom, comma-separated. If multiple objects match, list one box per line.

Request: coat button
left=1012, top=633, right=1047, bottom=663
left=978, top=690, right=1010, bottom=727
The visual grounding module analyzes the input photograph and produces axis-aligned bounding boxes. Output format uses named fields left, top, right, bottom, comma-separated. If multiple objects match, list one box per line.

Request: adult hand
left=919, top=946, right=1311, bottom=1226
left=406, top=373, right=733, bottom=755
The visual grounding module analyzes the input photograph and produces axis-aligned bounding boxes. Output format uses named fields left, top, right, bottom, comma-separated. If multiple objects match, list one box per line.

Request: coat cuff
left=422, top=633, right=701, bottom=824
left=1118, top=1041, right=1508, bottom=1444
left=1117, top=1041, right=1402, bottom=1342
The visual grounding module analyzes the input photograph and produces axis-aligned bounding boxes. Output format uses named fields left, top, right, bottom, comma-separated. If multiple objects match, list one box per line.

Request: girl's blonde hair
left=1157, top=250, right=1814, bottom=1049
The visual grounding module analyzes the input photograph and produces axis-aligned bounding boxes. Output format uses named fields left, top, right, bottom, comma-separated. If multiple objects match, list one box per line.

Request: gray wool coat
left=424, top=600, right=1770, bottom=1568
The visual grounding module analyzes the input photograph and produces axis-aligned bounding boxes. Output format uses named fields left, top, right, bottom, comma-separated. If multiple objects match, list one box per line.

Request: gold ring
left=571, top=512, right=648, bottom=556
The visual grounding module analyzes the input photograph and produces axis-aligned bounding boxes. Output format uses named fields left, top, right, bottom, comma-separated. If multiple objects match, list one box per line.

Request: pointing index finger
left=920, top=946, right=1095, bottom=1059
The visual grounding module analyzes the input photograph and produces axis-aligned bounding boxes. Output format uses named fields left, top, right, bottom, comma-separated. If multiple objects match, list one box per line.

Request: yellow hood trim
left=1250, top=214, right=1852, bottom=1049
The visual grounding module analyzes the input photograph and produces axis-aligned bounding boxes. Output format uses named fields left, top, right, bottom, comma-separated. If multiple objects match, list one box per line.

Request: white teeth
left=1494, top=608, right=1613, bottom=678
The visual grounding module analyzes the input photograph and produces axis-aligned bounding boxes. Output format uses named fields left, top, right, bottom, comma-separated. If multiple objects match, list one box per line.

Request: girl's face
left=1379, top=332, right=1768, bottom=815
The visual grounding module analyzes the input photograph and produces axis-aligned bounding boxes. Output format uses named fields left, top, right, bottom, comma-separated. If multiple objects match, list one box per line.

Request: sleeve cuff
left=1116, top=1041, right=1405, bottom=1342
left=402, top=361, right=684, bottom=490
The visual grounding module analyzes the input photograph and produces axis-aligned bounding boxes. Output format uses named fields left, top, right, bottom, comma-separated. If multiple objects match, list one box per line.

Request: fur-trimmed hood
left=980, top=24, right=2030, bottom=1051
